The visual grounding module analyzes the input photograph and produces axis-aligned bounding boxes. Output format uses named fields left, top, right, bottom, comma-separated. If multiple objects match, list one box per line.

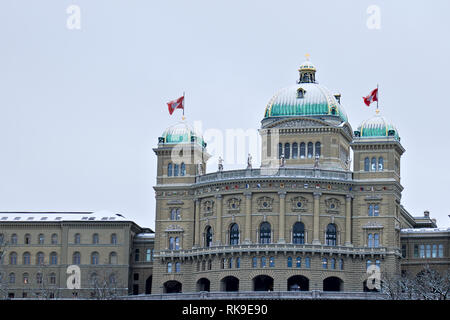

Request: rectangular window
left=419, top=245, right=425, bottom=258
left=426, top=245, right=431, bottom=258
left=401, top=245, right=407, bottom=258
left=368, top=205, right=373, bottom=216
left=133, top=273, right=139, bottom=281
left=414, top=245, right=419, bottom=258
left=146, top=249, right=152, bottom=262
left=439, top=244, right=444, bottom=258
left=432, top=245, right=437, bottom=258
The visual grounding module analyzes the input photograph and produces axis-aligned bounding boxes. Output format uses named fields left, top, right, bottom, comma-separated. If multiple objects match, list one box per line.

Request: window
left=180, top=163, right=186, bottom=176
left=252, top=257, right=258, bottom=268
left=374, top=233, right=380, bottom=247
left=23, top=273, right=29, bottom=284
left=175, top=262, right=181, bottom=273
left=236, top=257, right=240, bottom=268
left=439, top=244, right=444, bottom=258
left=368, top=233, right=373, bottom=247
left=11, top=234, right=17, bottom=245
left=322, top=258, right=328, bottom=269
left=50, top=252, right=58, bottom=265
left=305, top=257, right=310, bottom=268
left=174, top=164, right=179, bottom=176
left=315, top=142, right=321, bottom=157
left=36, top=273, right=43, bottom=284
left=90, top=273, right=98, bottom=286
left=24, top=234, right=31, bottom=245
left=419, top=245, right=425, bottom=258
left=36, top=252, right=44, bottom=265
left=259, top=222, right=271, bottom=244
left=109, top=252, right=118, bottom=265
left=374, top=205, right=379, bottom=216
left=300, top=142, right=306, bottom=158
left=414, top=244, right=419, bottom=258
left=278, top=143, right=283, bottom=159
left=73, top=252, right=81, bottom=265
left=229, top=258, right=233, bottom=269
left=284, top=143, right=290, bottom=159
left=146, top=249, right=152, bottom=262
left=292, top=143, right=298, bottom=159
left=92, top=234, right=99, bottom=244
left=205, top=226, right=213, bottom=248
left=169, top=237, right=175, bottom=250
left=134, top=273, right=139, bottom=281
left=0, top=234, right=3, bottom=244
left=364, top=157, right=370, bottom=171
left=167, top=262, right=172, bottom=273
left=401, top=245, right=407, bottom=258
left=51, top=234, right=58, bottom=245
left=366, top=260, right=372, bottom=270
left=38, top=234, right=44, bottom=245
left=296, top=257, right=301, bottom=268
left=371, top=157, right=377, bottom=171
left=9, top=273, right=15, bottom=284
left=432, top=244, right=437, bottom=258
left=91, top=252, right=99, bottom=265
left=111, top=234, right=117, bottom=244
left=269, top=256, right=275, bottom=267
left=293, top=222, right=305, bottom=244
left=168, top=163, right=173, bottom=176
left=326, top=224, right=337, bottom=246
left=339, top=259, right=344, bottom=270
left=375, top=260, right=380, bottom=269
left=221, top=258, right=225, bottom=269
left=171, top=208, right=181, bottom=220
left=378, top=157, right=384, bottom=171
left=426, top=244, right=431, bottom=258
left=175, top=237, right=180, bottom=250
left=49, top=273, right=56, bottom=285
left=229, top=223, right=239, bottom=245
left=109, top=274, right=116, bottom=285
left=23, top=252, right=31, bottom=265
left=261, top=257, right=266, bottom=268
left=307, top=142, right=313, bottom=158
left=202, top=260, right=206, bottom=271
left=74, top=233, right=81, bottom=244
left=135, top=249, right=140, bottom=261
left=368, top=205, right=373, bottom=216
left=208, top=259, right=212, bottom=270
left=10, top=252, right=17, bottom=265
left=287, top=256, right=293, bottom=268
left=330, top=258, right=336, bottom=269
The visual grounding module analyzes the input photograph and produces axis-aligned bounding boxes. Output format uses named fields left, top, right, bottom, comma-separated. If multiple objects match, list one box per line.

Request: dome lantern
left=298, top=53, right=316, bottom=84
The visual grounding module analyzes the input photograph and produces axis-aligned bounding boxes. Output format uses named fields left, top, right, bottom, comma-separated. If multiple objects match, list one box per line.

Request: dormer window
left=297, top=88, right=306, bottom=99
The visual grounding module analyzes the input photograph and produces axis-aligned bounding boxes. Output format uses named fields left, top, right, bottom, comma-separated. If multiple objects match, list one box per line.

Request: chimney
left=334, top=94, right=341, bottom=104
left=424, top=210, right=430, bottom=217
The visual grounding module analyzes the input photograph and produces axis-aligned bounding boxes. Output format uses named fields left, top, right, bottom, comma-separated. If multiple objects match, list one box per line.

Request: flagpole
left=376, top=84, right=379, bottom=111
left=182, top=91, right=185, bottom=120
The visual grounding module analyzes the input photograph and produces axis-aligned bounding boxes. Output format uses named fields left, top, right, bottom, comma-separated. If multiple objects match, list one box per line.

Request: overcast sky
left=0, top=0, right=449, bottom=230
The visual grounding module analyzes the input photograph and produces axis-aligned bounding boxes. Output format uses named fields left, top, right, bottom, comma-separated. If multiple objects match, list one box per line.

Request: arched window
left=38, top=234, right=45, bottom=245
left=322, top=258, right=328, bottom=269
left=305, top=257, right=311, bottom=268
left=371, top=157, right=377, bottom=171
left=9, top=273, right=15, bottom=284
left=36, top=252, right=45, bottom=265
left=10, top=252, right=17, bottom=265
left=261, top=257, right=266, bottom=268
left=169, top=237, right=175, bottom=250
left=23, top=252, right=30, bottom=265
left=326, top=224, right=337, bottom=246
left=24, top=234, right=31, bottom=245
left=205, top=226, right=213, bottom=248
left=167, top=263, right=172, bottom=273
left=315, top=142, right=321, bottom=157
left=109, top=252, right=118, bottom=265
left=23, top=273, right=29, bottom=284
left=252, top=257, right=258, bottom=268
left=228, top=258, right=233, bottom=269
left=174, top=164, right=179, bottom=176
left=269, top=256, right=275, bottom=267
left=111, top=233, right=117, bottom=244
left=339, top=259, right=344, bottom=270
left=293, top=222, right=305, bottom=244
left=92, top=233, right=99, bottom=244
left=11, top=234, right=17, bottom=245
left=51, top=234, right=58, bottom=245
left=378, top=157, right=384, bottom=171
left=374, top=205, right=379, bottom=216
left=259, top=222, right=271, bottom=244
left=229, top=223, right=239, bottom=245
left=74, top=233, right=81, bottom=244
left=292, top=143, right=298, bottom=158
left=284, top=143, right=290, bottom=159
left=50, top=252, right=58, bottom=265
left=181, top=163, right=186, bottom=176
left=300, top=142, right=306, bottom=158
left=49, top=273, right=56, bottom=285
left=175, top=262, right=181, bottom=273
left=236, top=257, right=240, bottom=268
left=168, top=163, right=173, bottom=176
left=374, top=233, right=380, bottom=247
left=91, top=252, right=99, bottom=265
left=278, top=143, right=283, bottom=159
left=368, top=233, right=373, bottom=247
left=364, top=157, right=370, bottom=171
left=73, top=252, right=81, bottom=265
left=307, top=142, right=313, bottom=158
left=366, top=260, right=372, bottom=270
left=375, top=260, right=380, bottom=269
left=287, top=256, right=293, bottom=268
left=175, top=237, right=180, bottom=250
left=296, top=257, right=301, bottom=268
left=330, top=258, right=336, bottom=269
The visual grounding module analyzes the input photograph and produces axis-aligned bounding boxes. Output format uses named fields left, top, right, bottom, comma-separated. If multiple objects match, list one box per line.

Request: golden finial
left=375, top=109, right=380, bottom=115
left=182, top=115, right=186, bottom=121
left=305, top=53, right=311, bottom=61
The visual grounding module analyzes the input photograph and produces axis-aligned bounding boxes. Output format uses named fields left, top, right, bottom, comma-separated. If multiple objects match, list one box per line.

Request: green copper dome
left=354, top=114, right=400, bottom=141
left=264, top=61, right=347, bottom=123
left=159, top=122, right=206, bottom=147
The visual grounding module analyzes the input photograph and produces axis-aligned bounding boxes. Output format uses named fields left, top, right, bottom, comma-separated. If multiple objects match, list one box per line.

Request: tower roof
left=355, top=114, right=400, bottom=141
left=159, top=122, right=206, bottom=148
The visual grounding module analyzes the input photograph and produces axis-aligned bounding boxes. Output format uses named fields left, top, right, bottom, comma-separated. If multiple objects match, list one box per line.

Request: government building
left=0, top=60, right=449, bottom=299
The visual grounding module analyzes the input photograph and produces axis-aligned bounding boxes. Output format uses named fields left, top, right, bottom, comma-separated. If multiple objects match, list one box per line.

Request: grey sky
left=0, top=0, right=449, bottom=229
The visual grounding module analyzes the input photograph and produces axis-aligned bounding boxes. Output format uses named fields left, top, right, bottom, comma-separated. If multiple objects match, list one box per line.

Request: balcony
left=195, top=168, right=352, bottom=184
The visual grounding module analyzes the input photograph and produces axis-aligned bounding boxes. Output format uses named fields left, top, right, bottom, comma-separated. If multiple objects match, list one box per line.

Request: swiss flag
left=167, top=96, right=184, bottom=115
left=363, top=88, right=378, bottom=106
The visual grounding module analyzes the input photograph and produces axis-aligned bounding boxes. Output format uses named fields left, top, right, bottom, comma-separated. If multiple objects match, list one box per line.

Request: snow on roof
left=401, top=227, right=450, bottom=233
left=0, top=210, right=129, bottom=222
left=135, top=233, right=155, bottom=239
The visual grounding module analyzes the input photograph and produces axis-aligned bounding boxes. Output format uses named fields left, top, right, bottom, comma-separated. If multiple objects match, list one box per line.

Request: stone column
left=345, top=194, right=353, bottom=246
left=215, top=195, right=223, bottom=245
left=278, top=191, right=286, bottom=243
left=312, top=192, right=321, bottom=245
left=244, top=192, right=252, bottom=244
left=194, top=198, right=200, bottom=247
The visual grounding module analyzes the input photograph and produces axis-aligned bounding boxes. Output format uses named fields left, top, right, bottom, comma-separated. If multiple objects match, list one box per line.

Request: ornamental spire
left=298, top=54, right=316, bottom=84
